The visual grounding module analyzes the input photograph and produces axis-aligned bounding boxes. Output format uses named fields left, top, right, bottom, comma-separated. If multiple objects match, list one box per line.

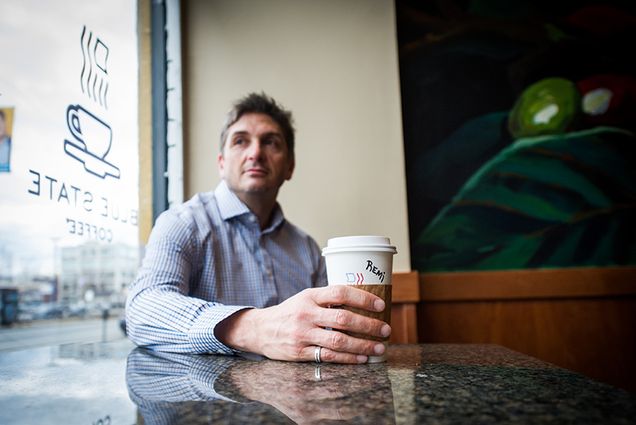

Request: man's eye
left=233, top=137, right=245, bottom=145
left=264, top=137, right=282, bottom=147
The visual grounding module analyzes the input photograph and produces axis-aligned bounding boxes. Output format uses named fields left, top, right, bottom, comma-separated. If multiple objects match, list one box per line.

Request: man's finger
left=307, top=327, right=385, bottom=358
left=317, top=307, right=389, bottom=339
left=302, top=345, right=368, bottom=364
left=310, top=285, right=385, bottom=312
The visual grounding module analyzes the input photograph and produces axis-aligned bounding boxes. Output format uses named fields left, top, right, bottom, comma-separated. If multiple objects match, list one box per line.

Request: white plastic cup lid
left=322, top=235, right=397, bottom=255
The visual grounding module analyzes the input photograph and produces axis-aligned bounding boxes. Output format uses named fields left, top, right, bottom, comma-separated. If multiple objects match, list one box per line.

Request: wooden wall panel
left=390, top=304, right=418, bottom=344
left=417, top=267, right=636, bottom=391
left=390, top=272, right=419, bottom=344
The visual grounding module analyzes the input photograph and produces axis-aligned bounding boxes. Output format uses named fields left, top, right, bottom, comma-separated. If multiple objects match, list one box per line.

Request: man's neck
left=235, top=190, right=279, bottom=230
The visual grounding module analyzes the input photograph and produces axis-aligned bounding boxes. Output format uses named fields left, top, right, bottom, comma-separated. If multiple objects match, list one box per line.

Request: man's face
left=218, top=112, right=294, bottom=198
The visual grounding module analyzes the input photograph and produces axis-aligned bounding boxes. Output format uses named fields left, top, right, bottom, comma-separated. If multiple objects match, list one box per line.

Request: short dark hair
left=220, top=92, right=295, bottom=159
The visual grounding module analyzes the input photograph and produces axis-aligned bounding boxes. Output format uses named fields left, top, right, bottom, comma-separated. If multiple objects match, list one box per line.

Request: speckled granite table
left=126, top=344, right=636, bottom=424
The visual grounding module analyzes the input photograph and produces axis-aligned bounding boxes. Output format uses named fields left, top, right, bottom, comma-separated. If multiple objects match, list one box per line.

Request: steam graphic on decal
left=64, top=26, right=120, bottom=180
left=80, top=26, right=109, bottom=108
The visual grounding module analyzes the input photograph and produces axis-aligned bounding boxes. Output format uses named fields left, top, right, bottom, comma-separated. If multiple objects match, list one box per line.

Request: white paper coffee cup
left=322, top=235, right=397, bottom=363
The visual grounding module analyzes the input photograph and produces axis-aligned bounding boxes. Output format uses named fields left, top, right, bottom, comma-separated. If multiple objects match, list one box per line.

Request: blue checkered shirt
left=126, top=180, right=327, bottom=354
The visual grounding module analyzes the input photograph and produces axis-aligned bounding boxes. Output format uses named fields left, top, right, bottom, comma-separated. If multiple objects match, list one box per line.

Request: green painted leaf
left=414, top=127, right=636, bottom=271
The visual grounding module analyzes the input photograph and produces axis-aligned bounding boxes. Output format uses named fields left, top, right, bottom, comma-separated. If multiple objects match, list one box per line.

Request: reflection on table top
left=1, top=342, right=635, bottom=424
left=128, top=343, right=636, bottom=424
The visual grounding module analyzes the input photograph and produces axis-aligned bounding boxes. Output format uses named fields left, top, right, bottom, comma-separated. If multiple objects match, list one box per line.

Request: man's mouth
left=244, top=167, right=268, bottom=176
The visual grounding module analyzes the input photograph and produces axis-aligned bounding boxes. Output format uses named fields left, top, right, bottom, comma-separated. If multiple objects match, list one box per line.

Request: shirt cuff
left=188, top=304, right=253, bottom=355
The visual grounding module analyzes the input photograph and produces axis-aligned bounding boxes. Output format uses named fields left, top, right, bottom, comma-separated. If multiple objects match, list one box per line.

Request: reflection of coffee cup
left=322, top=235, right=397, bottom=363
left=66, top=105, right=112, bottom=158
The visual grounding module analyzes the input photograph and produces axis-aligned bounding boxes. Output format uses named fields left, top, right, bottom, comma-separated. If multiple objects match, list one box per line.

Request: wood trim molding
left=420, top=267, right=636, bottom=301
left=392, top=271, right=420, bottom=303
left=138, top=0, right=154, bottom=245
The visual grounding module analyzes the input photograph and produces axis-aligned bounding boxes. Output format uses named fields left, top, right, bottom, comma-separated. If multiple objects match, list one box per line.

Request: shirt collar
left=215, top=180, right=250, bottom=220
left=214, top=180, right=286, bottom=233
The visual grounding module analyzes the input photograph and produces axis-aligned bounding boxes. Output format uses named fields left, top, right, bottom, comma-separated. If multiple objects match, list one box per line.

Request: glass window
left=0, top=1, right=139, bottom=329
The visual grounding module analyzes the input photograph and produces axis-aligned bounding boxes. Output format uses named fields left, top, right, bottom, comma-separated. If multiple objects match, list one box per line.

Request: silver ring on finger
left=314, top=346, right=323, bottom=363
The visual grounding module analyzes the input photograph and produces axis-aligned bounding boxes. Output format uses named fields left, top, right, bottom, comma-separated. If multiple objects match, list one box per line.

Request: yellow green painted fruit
left=508, top=77, right=581, bottom=139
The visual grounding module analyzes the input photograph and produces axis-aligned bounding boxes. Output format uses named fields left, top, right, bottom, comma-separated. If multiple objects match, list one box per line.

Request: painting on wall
left=396, top=0, right=636, bottom=272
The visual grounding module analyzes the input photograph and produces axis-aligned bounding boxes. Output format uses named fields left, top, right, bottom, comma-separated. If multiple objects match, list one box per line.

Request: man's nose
left=246, top=139, right=263, bottom=160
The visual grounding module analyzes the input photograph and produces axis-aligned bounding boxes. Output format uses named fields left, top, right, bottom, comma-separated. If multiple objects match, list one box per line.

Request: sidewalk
left=0, top=317, right=126, bottom=352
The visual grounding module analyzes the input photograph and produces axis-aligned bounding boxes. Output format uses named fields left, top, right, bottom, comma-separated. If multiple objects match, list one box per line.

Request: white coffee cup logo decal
left=64, top=104, right=120, bottom=179
left=346, top=272, right=365, bottom=284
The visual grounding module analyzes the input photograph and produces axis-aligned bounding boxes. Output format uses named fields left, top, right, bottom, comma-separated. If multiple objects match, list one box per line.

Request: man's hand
left=215, top=286, right=391, bottom=363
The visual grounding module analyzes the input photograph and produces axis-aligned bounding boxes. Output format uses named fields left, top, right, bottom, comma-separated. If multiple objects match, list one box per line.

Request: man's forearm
left=126, top=286, right=250, bottom=354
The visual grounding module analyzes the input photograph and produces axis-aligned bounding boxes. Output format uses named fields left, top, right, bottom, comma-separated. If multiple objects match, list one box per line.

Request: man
left=126, top=93, right=390, bottom=364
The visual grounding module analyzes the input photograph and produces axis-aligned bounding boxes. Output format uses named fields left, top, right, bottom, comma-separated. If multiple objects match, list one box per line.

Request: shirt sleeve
left=125, top=209, right=251, bottom=354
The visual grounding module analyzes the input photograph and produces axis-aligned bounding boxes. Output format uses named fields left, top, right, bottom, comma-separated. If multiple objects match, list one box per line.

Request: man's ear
left=285, top=158, right=295, bottom=181
left=217, top=152, right=225, bottom=178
